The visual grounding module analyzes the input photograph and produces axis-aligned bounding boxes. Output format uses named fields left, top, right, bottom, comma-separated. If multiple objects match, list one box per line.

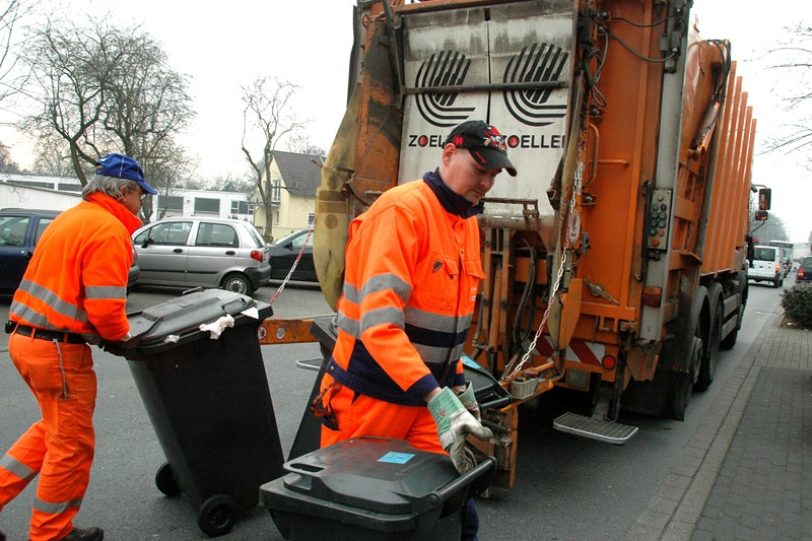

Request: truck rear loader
left=265, top=0, right=760, bottom=489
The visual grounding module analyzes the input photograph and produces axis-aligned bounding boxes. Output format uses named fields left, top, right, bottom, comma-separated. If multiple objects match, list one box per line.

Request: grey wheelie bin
left=123, top=288, right=284, bottom=537
left=260, top=436, right=495, bottom=541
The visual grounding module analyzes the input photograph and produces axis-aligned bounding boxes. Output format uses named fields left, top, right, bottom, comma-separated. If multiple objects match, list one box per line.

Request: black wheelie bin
left=260, top=436, right=495, bottom=541
left=122, top=288, right=284, bottom=537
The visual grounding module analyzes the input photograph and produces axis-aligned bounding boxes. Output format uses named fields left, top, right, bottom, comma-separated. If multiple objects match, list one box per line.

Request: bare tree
left=764, top=24, right=812, bottom=153
left=32, top=132, right=74, bottom=176
left=21, top=19, right=193, bottom=186
left=0, top=0, right=33, bottom=108
left=287, top=133, right=325, bottom=157
left=241, top=76, right=304, bottom=241
left=0, top=140, right=20, bottom=172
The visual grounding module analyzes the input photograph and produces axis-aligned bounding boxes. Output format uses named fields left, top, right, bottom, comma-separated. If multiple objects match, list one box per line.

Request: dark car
left=0, top=208, right=139, bottom=296
left=1, top=208, right=60, bottom=295
left=268, top=229, right=317, bottom=282
left=796, top=256, right=812, bottom=283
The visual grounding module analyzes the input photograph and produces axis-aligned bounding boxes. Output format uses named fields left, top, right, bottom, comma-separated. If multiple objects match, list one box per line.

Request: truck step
left=553, top=412, right=639, bottom=445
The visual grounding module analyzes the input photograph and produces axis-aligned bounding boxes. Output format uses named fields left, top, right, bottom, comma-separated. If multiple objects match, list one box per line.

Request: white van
left=749, top=245, right=783, bottom=288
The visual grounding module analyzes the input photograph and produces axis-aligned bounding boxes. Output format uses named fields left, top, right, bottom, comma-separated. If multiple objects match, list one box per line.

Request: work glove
left=101, top=333, right=136, bottom=356
left=428, top=387, right=493, bottom=474
left=456, top=381, right=481, bottom=421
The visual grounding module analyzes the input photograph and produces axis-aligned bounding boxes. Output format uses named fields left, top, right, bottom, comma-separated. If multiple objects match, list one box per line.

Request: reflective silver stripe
left=0, top=454, right=36, bottom=481
left=342, top=283, right=360, bottom=304
left=336, top=311, right=359, bottom=337
left=414, top=343, right=452, bottom=364
left=16, top=280, right=88, bottom=323
left=404, top=307, right=472, bottom=334
left=33, top=496, right=83, bottom=515
left=344, top=274, right=412, bottom=305
left=84, top=285, right=126, bottom=299
left=361, top=274, right=411, bottom=303
left=9, top=301, right=52, bottom=329
left=360, top=307, right=405, bottom=333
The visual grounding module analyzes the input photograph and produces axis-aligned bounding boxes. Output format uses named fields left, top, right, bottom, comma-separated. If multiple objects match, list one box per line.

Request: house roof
left=274, top=150, right=323, bottom=197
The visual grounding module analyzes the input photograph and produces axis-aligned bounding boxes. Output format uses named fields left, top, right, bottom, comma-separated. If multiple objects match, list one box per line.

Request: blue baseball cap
left=95, top=153, right=158, bottom=195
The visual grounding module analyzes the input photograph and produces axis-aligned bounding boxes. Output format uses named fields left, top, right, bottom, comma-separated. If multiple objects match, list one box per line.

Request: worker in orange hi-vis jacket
left=316, top=120, right=517, bottom=541
left=0, top=154, right=157, bottom=541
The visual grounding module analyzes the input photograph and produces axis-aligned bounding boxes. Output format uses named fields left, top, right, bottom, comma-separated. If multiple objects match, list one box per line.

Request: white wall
left=0, top=183, right=82, bottom=211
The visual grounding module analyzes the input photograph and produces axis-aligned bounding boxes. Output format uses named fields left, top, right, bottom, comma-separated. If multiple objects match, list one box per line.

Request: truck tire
left=695, top=282, right=723, bottom=391
left=669, top=335, right=702, bottom=421
left=720, top=271, right=747, bottom=350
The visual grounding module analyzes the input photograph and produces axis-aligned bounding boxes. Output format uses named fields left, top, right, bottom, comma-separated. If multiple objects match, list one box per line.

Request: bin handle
left=428, top=456, right=495, bottom=504
left=221, top=296, right=253, bottom=313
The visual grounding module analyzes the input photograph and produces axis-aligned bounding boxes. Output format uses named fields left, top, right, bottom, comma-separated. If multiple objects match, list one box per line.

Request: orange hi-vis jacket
left=326, top=172, right=485, bottom=406
left=10, top=193, right=142, bottom=341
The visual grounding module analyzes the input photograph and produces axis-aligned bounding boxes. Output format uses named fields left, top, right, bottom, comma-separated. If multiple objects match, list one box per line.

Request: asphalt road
left=0, top=277, right=788, bottom=540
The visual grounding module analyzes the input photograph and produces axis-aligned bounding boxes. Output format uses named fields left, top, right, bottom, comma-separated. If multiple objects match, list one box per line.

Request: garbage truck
left=262, top=0, right=763, bottom=489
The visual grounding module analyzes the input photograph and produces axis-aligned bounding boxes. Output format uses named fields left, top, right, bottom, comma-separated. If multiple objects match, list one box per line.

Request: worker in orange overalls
left=0, top=154, right=156, bottom=541
left=318, top=120, right=516, bottom=541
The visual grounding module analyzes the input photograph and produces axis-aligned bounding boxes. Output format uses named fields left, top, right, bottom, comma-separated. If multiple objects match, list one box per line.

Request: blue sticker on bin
left=378, top=452, right=415, bottom=464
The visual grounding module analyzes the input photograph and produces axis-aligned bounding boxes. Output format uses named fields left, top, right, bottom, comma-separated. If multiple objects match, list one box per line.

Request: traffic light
left=754, top=210, right=768, bottom=221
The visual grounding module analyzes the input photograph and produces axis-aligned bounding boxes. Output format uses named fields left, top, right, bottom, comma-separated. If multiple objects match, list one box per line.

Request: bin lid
left=127, top=289, right=272, bottom=348
left=279, top=437, right=464, bottom=515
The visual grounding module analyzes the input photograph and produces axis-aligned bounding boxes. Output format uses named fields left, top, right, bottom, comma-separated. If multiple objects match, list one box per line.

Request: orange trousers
left=0, top=333, right=97, bottom=541
left=319, top=377, right=444, bottom=454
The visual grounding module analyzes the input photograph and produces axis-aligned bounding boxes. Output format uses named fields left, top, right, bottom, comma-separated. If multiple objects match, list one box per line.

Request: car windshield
left=802, top=258, right=812, bottom=271
left=753, top=247, right=777, bottom=261
left=277, top=230, right=312, bottom=249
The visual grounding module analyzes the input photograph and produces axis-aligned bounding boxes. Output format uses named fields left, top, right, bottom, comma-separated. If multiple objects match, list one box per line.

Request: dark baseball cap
left=444, top=120, right=517, bottom=176
left=95, top=153, right=158, bottom=195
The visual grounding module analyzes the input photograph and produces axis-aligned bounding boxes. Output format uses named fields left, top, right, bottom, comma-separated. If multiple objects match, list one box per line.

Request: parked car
left=0, top=208, right=139, bottom=296
left=132, top=216, right=270, bottom=294
left=0, top=208, right=60, bottom=295
left=268, top=229, right=317, bottom=282
left=796, top=256, right=812, bottom=283
left=749, top=245, right=783, bottom=288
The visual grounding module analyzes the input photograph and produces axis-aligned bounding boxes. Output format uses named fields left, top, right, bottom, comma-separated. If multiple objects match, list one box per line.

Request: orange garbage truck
left=265, top=0, right=761, bottom=489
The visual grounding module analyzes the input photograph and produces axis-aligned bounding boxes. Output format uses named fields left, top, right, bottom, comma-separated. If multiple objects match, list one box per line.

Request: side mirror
left=141, top=237, right=154, bottom=248
left=758, top=187, right=771, bottom=211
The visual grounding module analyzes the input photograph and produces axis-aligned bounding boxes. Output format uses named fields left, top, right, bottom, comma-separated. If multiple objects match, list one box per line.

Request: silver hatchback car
left=132, top=217, right=270, bottom=294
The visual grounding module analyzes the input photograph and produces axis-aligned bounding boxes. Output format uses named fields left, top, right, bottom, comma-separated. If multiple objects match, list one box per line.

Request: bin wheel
left=197, top=494, right=238, bottom=537
left=155, top=463, right=181, bottom=497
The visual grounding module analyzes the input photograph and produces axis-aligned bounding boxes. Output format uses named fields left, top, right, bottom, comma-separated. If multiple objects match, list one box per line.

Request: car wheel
left=221, top=273, right=251, bottom=295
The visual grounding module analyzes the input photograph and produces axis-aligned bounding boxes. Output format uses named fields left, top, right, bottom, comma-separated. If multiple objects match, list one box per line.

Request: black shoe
left=1, top=527, right=6, bottom=541
left=59, top=527, right=104, bottom=541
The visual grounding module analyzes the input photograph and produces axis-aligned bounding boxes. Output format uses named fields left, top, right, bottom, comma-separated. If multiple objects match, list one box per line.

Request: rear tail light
left=799, top=268, right=806, bottom=279
left=601, top=355, right=617, bottom=369
left=250, top=250, right=263, bottom=262
left=775, top=263, right=781, bottom=273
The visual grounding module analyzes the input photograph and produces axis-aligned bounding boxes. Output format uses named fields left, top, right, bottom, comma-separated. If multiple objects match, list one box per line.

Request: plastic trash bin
left=260, top=436, right=495, bottom=541
left=123, top=288, right=284, bottom=537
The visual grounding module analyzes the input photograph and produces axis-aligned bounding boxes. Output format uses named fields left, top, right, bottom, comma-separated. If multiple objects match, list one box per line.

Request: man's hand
left=428, top=387, right=493, bottom=474
left=455, top=381, right=480, bottom=421
left=101, top=332, right=136, bottom=356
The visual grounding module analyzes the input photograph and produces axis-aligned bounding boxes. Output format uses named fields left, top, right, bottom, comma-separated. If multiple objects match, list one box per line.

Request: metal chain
left=505, top=250, right=568, bottom=380
left=269, top=227, right=314, bottom=305
left=504, top=191, right=578, bottom=381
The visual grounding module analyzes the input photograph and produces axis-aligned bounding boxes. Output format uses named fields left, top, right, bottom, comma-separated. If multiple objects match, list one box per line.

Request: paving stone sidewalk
left=690, top=322, right=812, bottom=541
left=627, top=316, right=812, bottom=540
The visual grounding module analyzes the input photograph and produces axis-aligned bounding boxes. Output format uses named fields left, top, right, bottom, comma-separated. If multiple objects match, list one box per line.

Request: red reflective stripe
left=569, top=339, right=602, bottom=366
left=534, top=336, right=554, bottom=357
